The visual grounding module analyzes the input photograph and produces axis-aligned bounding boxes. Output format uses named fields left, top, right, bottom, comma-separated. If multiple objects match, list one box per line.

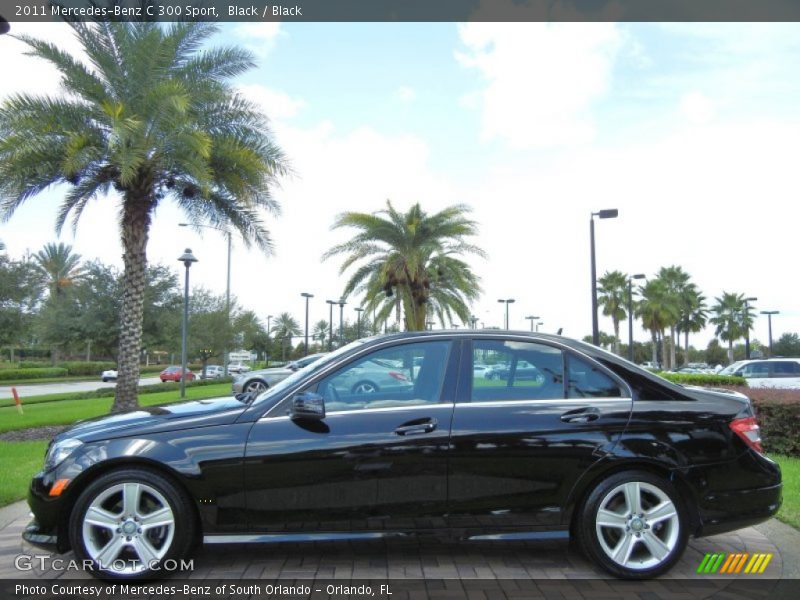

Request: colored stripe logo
left=697, top=552, right=773, bottom=574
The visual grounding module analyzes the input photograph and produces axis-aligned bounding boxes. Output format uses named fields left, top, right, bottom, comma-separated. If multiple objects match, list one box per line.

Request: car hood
left=58, top=396, right=247, bottom=442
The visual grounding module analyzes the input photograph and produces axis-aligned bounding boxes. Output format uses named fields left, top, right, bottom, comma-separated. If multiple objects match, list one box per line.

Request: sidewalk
left=1, top=499, right=797, bottom=596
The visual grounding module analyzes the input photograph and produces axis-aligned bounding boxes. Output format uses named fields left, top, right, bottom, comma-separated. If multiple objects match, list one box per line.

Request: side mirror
left=290, top=391, right=325, bottom=420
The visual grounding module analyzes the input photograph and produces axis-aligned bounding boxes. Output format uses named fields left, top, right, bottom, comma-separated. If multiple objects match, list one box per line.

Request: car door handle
left=394, top=418, right=438, bottom=436
left=560, top=408, right=600, bottom=424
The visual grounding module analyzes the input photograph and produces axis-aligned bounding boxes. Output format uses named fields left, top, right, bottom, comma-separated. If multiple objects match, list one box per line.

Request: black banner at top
left=2, top=0, right=800, bottom=23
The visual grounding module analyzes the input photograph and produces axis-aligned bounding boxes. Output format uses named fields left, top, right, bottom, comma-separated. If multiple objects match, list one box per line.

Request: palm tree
left=676, top=284, right=707, bottom=366
left=271, top=312, right=301, bottom=360
left=312, top=319, right=329, bottom=349
left=33, top=242, right=84, bottom=297
left=0, top=23, right=288, bottom=412
left=656, top=266, right=690, bottom=370
left=636, top=279, right=676, bottom=368
left=323, top=201, right=485, bottom=331
left=597, top=270, right=628, bottom=356
left=710, top=292, right=748, bottom=363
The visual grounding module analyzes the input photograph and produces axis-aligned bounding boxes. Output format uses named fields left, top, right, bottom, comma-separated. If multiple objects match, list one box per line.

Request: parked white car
left=100, top=369, right=117, bottom=382
left=201, top=365, right=225, bottom=379
left=719, top=358, right=800, bottom=389
left=228, top=362, right=251, bottom=374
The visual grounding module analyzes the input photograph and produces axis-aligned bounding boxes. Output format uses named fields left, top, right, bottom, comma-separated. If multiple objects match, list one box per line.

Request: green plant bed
left=657, top=372, right=747, bottom=387
left=0, top=383, right=232, bottom=433
left=0, top=440, right=48, bottom=506
left=0, top=368, right=69, bottom=381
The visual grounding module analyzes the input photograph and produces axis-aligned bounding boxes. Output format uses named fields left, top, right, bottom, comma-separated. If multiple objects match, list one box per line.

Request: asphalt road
left=0, top=376, right=163, bottom=401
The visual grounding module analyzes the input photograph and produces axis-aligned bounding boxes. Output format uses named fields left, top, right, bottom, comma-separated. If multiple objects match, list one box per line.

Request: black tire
left=69, top=467, right=195, bottom=580
left=351, top=380, right=379, bottom=394
left=574, top=470, right=688, bottom=579
left=102, top=378, right=109, bottom=383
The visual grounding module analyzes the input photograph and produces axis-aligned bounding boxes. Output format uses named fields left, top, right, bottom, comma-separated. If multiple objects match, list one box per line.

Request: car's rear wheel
left=69, top=468, right=194, bottom=580
left=575, top=470, right=687, bottom=579
left=245, top=380, right=268, bottom=394
left=351, top=380, right=379, bottom=394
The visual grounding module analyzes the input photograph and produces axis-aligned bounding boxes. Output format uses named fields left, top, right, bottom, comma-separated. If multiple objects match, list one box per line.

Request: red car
left=159, top=366, right=196, bottom=383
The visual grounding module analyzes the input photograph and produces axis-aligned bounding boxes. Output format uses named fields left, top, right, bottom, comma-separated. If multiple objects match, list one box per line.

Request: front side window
left=741, top=362, right=769, bottom=378
left=316, top=341, right=451, bottom=412
left=472, top=340, right=564, bottom=401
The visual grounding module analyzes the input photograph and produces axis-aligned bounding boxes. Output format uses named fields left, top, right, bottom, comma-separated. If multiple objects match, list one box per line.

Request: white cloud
left=396, top=86, right=416, bottom=103
left=239, top=84, right=307, bottom=120
left=456, top=22, right=622, bottom=149
left=680, top=92, right=715, bottom=124
left=234, top=22, right=284, bottom=60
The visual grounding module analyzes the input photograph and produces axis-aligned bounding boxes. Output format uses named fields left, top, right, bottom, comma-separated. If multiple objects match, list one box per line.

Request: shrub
left=56, top=361, right=116, bottom=376
left=658, top=372, right=747, bottom=387
left=0, top=368, right=68, bottom=381
left=719, top=387, right=800, bottom=457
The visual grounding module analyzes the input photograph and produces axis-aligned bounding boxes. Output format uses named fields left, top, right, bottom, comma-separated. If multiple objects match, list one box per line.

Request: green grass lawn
left=0, top=383, right=232, bottom=433
left=0, top=440, right=48, bottom=506
left=773, top=454, right=800, bottom=530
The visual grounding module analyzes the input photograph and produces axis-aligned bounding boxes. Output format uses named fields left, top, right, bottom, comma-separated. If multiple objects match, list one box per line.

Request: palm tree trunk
left=613, top=319, right=620, bottom=355
left=684, top=331, right=690, bottom=366
left=661, top=331, right=669, bottom=371
left=651, top=330, right=658, bottom=366
left=728, top=340, right=734, bottom=364
left=669, top=327, right=677, bottom=370
left=112, top=198, right=151, bottom=413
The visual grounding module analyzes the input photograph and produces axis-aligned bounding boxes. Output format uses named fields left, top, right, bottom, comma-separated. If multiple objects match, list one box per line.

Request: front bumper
left=25, top=470, right=69, bottom=553
left=22, top=519, right=59, bottom=552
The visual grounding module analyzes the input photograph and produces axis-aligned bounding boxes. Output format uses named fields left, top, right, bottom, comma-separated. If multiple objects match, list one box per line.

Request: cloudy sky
left=1, top=22, right=798, bottom=349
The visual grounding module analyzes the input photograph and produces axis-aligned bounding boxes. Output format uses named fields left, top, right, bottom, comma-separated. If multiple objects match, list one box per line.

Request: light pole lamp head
left=355, top=307, right=364, bottom=314
left=301, top=292, right=314, bottom=299
left=338, top=299, right=347, bottom=307
left=745, top=296, right=758, bottom=303
left=632, top=273, right=646, bottom=280
left=760, top=310, right=779, bottom=316
left=178, top=248, right=198, bottom=268
left=594, top=209, right=619, bottom=219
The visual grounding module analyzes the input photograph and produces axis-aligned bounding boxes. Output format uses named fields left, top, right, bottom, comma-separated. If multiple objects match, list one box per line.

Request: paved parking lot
left=1, top=500, right=797, bottom=598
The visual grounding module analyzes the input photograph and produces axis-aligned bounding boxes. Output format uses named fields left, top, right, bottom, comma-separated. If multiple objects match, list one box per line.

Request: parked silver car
left=232, top=353, right=326, bottom=395
left=201, top=365, right=225, bottom=379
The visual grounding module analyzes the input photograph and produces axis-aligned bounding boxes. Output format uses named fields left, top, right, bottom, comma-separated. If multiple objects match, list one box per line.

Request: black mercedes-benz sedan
left=24, top=331, right=781, bottom=580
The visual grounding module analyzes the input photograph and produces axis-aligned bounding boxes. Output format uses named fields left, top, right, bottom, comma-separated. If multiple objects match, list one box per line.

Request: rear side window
left=773, top=361, right=800, bottom=376
left=472, top=340, right=564, bottom=402
left=567, top=354, right=623, bottom=398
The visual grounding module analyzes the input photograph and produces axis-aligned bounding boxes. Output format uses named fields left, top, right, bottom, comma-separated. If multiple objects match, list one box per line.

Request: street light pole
left=338, top=299, right=347, bottom=345
left=744, top=296, right=758, bottom=359
left=497, top=298, right=515, bottom=329
left=180, top=223, right=233, bottom=376
left=590, top=209, right=619, bottom=345
left=326, top=300, right=336, bottom=350
left=537, top=321, right=544, bottom=332
left=178, top=249, right=198, bottom=399
left=525, top=315, right=539, bottom=332
left=760, top=310, right=779, bottom=357
left=355, top=307, right=364, bottom=339
left=301, top=293, right=313, bottom=356
left=627, top=273, right=646, bottom=362
left=470, top=315, right=478, bottom=330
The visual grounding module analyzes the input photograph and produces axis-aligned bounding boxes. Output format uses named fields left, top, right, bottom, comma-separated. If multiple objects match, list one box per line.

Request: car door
left=243, top=339, right=458, bottom=532
left=447, top=338, right=632, bottom=530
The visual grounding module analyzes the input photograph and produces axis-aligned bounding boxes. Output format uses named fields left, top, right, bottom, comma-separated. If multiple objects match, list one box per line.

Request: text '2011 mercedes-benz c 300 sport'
left=24, top=331, right=781, bottom=580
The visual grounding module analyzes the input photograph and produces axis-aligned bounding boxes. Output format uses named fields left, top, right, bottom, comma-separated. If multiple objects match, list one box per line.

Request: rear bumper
left=695, top=482, right=782, bottom=537
left=688, top=451, right=782, bottom=537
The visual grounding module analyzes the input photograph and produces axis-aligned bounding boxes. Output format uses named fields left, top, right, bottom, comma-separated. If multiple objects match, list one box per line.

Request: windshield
left=719, top=362, right=743, bottom=376
left=251, top=339, right=368, bottom=405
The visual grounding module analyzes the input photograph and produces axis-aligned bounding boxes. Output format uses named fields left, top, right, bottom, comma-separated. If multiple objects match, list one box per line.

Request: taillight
left=730, top=416, right=763, bottom=454
left=389, top=371, right=408, bottom=382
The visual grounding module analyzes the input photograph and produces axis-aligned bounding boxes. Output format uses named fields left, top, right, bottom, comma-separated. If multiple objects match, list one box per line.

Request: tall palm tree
left=636, top=279, right=676, bottom=368
left=597, top=270, right=628, bottom=356
left=710, top=292, right=748, bottom=364
left=323, top=201, right=485, bottom=331
left=33, top=242, right=85, bottom=297
left=271, top=312, right=301, bottom=360
left=676, top=284, right=707, bottom=366
left=656, top=266, right=690, bottom=370
left=0, top=23, right=288, bottom=412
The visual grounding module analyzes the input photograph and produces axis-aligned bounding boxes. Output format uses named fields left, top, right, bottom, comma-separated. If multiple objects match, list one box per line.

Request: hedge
left=657, top=372, right=747, bottom=387
left=0, top=368, right=68, bottom=381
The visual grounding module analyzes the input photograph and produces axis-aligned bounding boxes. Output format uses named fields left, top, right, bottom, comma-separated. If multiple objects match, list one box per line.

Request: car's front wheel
left=69, top=468, right=195, bottom=580
left=245, top=380, right=268, bottom=395
left=575, top=470, right=687, bottom=579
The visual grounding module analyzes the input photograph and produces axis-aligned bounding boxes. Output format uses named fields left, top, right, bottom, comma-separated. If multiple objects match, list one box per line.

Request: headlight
left=44, top=438, right=83, bottom=471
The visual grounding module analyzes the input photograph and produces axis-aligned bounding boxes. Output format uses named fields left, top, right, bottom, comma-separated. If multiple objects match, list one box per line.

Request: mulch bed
left=0, top=425, right=68, bottom=442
